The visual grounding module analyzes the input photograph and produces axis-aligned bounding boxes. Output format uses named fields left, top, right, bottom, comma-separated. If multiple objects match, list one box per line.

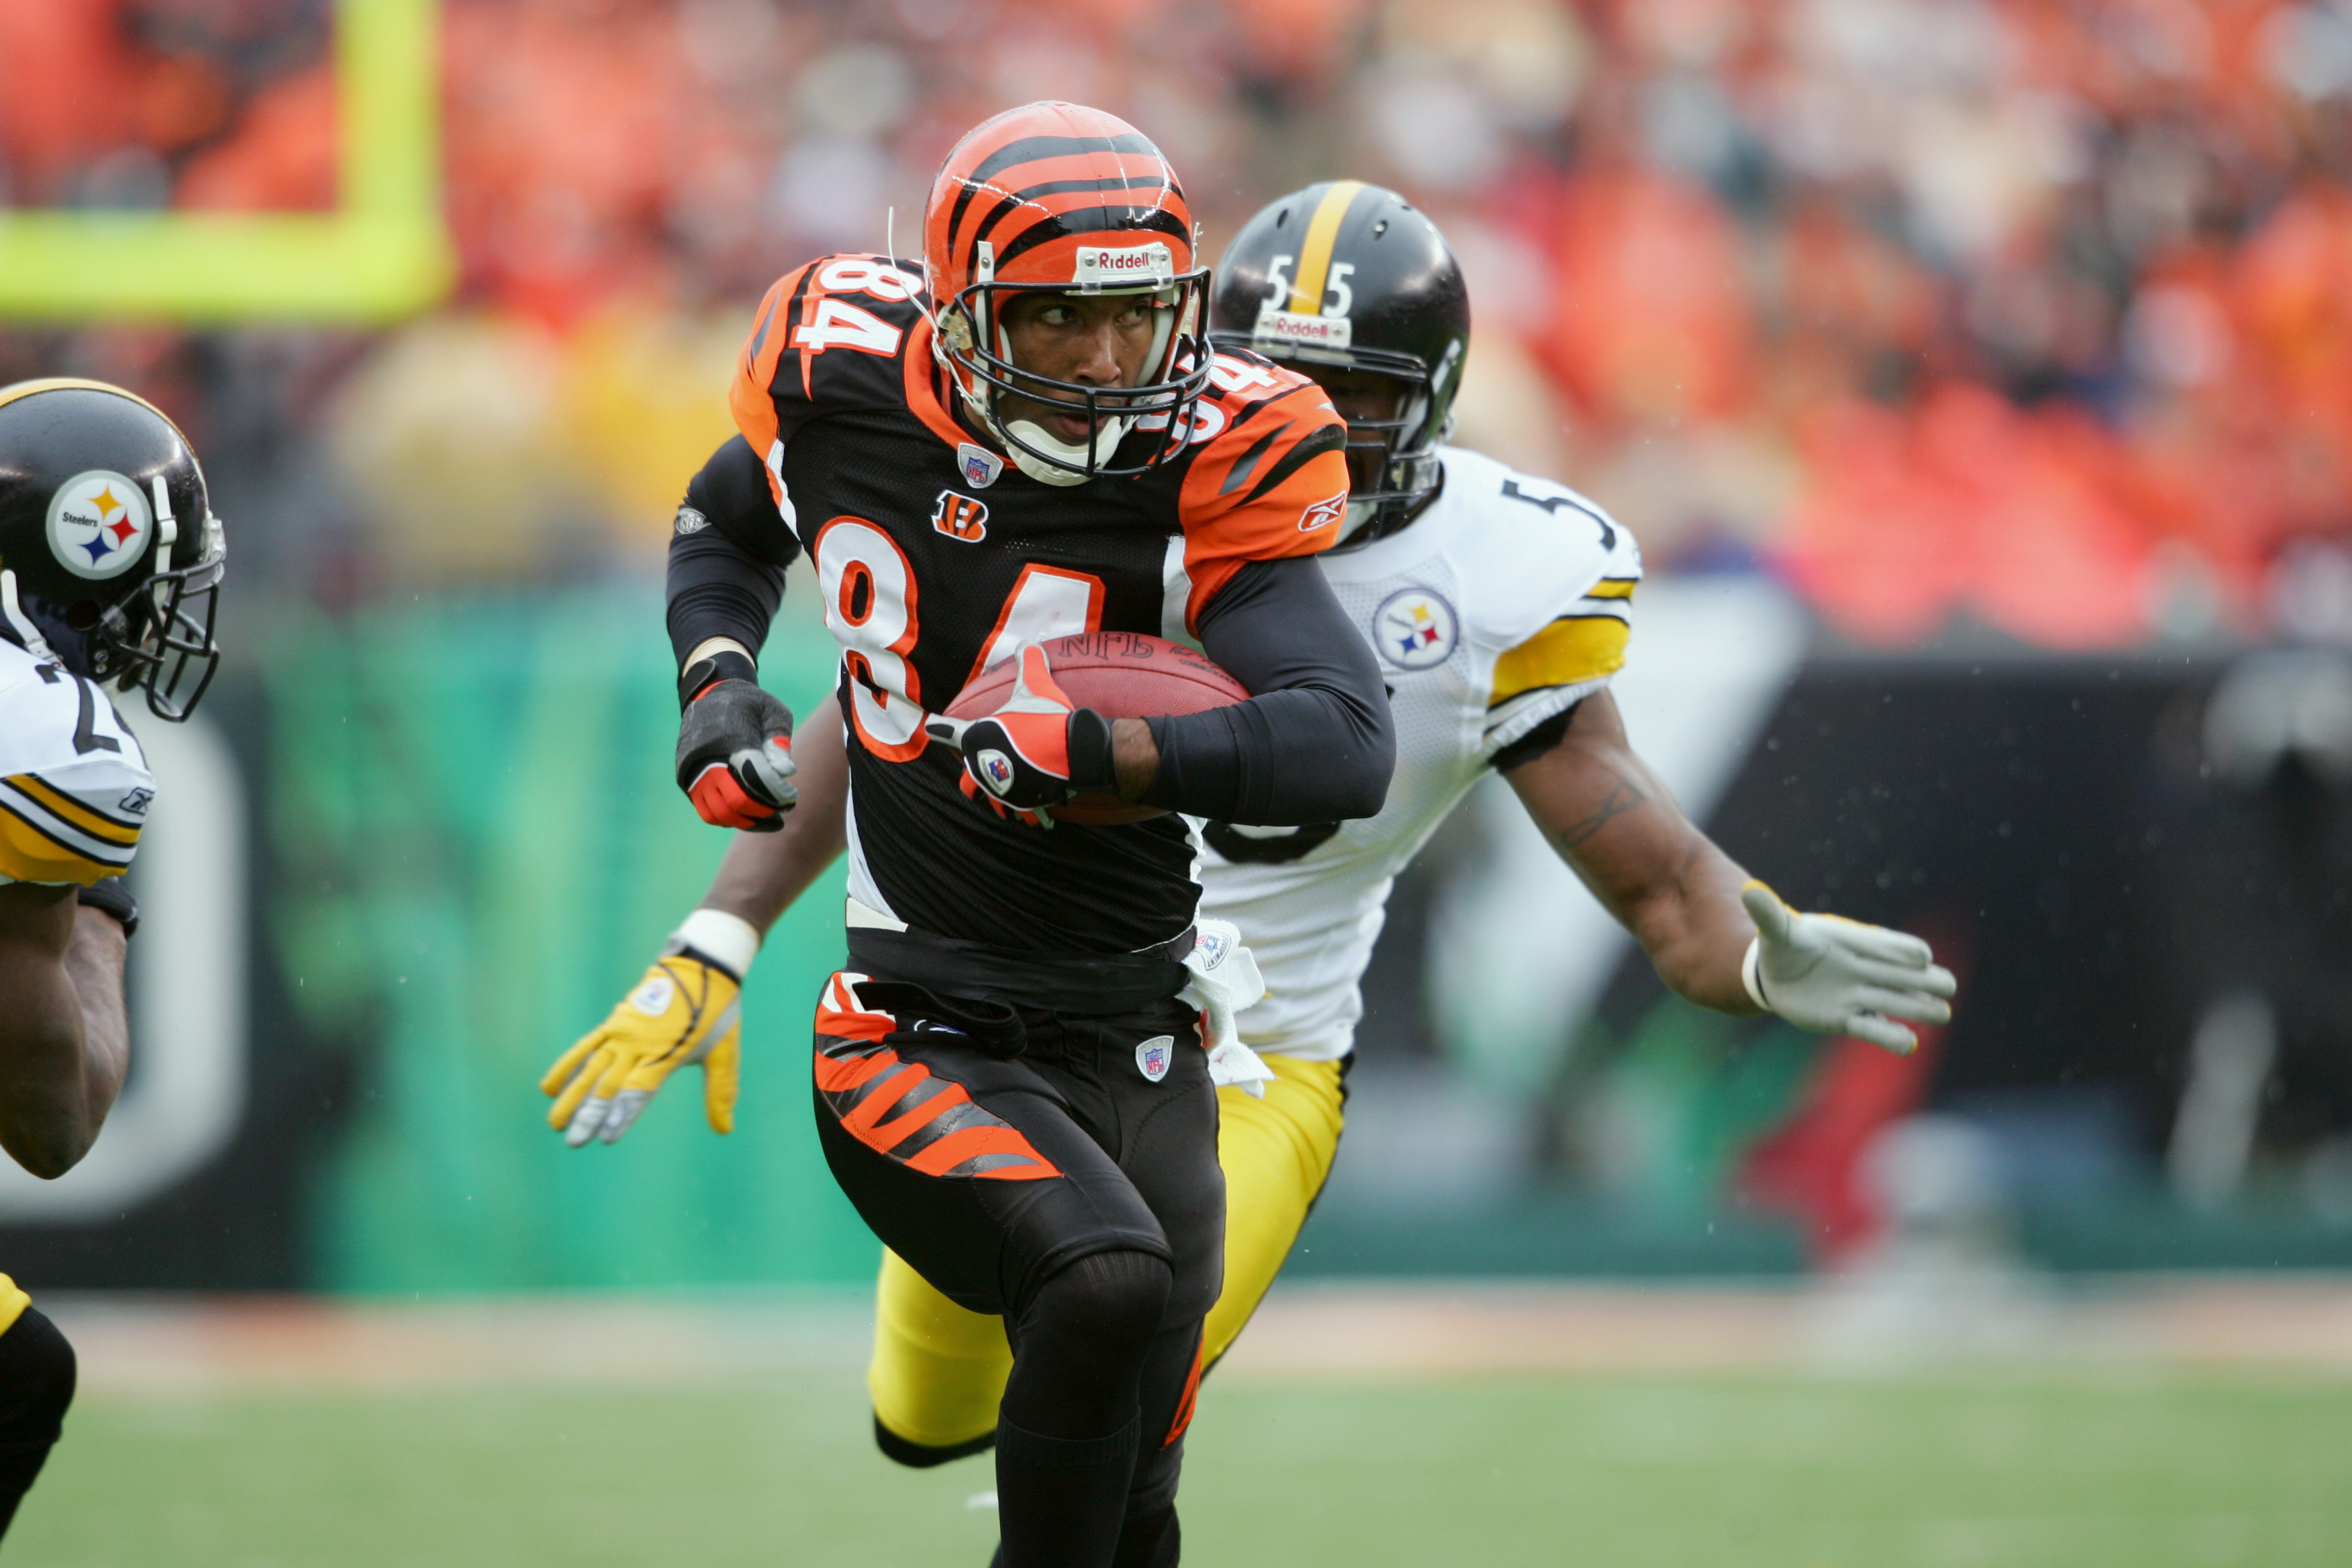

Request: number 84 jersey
left=728, top=253, right=1351, bottom=954
left=1195, top=446, right=1642, bottom=1061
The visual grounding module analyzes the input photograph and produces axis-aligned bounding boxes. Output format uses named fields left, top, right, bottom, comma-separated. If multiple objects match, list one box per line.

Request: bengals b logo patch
left=931, top=490, right=989, bottom=543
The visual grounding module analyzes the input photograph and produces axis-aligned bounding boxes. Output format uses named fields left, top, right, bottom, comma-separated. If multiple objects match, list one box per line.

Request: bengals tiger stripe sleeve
left=1171, top=360, right=1353, bottom=635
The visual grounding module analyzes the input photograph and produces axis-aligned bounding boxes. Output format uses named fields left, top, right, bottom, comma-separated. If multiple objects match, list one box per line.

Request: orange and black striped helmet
left=923, top=101, right=1212, bottom=483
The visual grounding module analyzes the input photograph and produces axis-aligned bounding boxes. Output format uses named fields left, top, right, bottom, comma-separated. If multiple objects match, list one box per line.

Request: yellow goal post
left=0, top=0, right=454, bottom=325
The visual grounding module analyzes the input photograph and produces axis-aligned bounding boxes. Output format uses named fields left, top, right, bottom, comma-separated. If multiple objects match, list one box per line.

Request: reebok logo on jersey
left=117, top=788, right=153, bottom=816
left=1135, top=1036, right=1174, bottom=1082
left=931, top=489, right=989, bottom=543
left=46, top=470, right=153, bottom=581
left=1297, top=489, right=1348, bottom=532
left=673, top=505, right=712, bottom=536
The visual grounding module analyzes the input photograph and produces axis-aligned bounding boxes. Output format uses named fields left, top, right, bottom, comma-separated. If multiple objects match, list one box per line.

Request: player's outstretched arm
left=542, top=694, right=847, bottom=1146
left=0, top=883, right=130, bottom=1179
left=1501, top=689, right=1954, bottom=1050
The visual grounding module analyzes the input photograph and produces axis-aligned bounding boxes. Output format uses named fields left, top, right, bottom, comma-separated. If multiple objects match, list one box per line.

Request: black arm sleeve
left=664, top=436, right=797, bottom=668
left=1140, top=556, right=1395, bottom=824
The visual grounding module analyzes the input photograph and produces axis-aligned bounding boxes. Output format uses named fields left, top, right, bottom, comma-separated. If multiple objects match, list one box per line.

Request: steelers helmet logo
left=1371, top=587, right=1459, bottom=671
left=46, top=471, right=155, bottom=581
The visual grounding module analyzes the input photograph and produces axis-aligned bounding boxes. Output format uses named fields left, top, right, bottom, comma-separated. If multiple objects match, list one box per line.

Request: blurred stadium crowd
left=8, top=0, right=2352, bottom=640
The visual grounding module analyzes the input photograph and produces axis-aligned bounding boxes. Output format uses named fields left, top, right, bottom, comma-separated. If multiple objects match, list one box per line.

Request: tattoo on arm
left=1549, top=770, right=1647, bottom=850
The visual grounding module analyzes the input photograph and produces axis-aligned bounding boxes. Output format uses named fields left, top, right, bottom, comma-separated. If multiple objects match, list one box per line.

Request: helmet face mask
left=0, top=379, right=226, bottom=721
left=924, top=103, right=1214, bottom=486
left=1210, top=182, right=1470, bottom=546
left=87, top=544, right=224, bottom=722
left=945, top=275, right=1210, bottom=479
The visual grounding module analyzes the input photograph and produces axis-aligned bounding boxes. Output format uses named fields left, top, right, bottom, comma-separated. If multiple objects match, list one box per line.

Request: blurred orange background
left=5, top=0, right=2350, bottom=646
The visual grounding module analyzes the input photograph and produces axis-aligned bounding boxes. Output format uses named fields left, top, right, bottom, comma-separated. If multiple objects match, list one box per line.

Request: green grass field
left=13, top=1367, right=2349, bottom=1567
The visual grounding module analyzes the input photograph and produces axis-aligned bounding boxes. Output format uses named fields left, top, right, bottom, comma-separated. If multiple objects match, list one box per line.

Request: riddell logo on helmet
left=1253, top=308, right=1353, bottom=351
left=1073, top=243, right=1174, bottom=287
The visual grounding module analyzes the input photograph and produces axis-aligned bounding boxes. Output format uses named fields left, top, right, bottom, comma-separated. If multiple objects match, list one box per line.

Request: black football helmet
left=0, top=379, right=226, bottom=720
left=1211, top=181, right=1469, bottom=546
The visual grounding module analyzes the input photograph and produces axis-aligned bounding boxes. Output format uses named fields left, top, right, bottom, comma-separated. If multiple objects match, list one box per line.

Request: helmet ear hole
left=64, top=599, right=101, bottom=630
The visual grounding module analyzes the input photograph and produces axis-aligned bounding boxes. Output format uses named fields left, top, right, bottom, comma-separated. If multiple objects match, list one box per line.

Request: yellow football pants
left=869, top=1053, right=1345, bottom=1452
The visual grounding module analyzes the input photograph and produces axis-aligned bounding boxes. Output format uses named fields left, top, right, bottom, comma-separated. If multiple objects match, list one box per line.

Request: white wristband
left=1741, top=936, right=1769, bottom=1012
left=672, top=908, right=762, bottom=980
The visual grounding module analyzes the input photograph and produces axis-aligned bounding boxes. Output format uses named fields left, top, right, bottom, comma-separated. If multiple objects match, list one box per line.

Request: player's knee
left=1028, top=1248, right=1171, bottom=1358
left=871, top=1413, right=996, bottom=1469
left=0, top=1308, right=75, bottom=1451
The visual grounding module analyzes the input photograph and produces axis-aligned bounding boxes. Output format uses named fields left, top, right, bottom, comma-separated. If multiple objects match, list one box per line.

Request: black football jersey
left=728, top=253, right=1352, bottom=954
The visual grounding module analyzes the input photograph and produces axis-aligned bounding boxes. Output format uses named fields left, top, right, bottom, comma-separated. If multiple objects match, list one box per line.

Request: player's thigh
left=814, top=973, right=1173, bottom=1317
left=1203, top=1054, right=1346, bottom=1367
left=1089, top=1001, right=1227, bottom=1326
left=870, top=1248, right=1012, bottom=1450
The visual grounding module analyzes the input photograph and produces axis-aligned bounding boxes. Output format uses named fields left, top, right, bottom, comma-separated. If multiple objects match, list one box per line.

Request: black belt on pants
left=846, top=922, right=1193, bottom=1014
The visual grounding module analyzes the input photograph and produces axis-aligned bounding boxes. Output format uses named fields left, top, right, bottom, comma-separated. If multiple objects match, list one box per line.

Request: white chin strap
left=977, top=315, right=1141, bottom=486
left=0, top=571, right=60, bottom=665
left=999, top=414, right=1131, bottom=487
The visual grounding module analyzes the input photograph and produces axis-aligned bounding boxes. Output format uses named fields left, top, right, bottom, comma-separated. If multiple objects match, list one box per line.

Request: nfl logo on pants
left=1135, top=1036, right=1174, bottom=1083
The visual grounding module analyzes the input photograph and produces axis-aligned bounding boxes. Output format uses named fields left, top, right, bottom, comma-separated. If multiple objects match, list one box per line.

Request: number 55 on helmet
left=0, top=379, right=227, bottom=720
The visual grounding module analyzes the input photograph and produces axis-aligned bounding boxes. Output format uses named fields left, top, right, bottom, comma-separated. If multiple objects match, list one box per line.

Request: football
left=946, top=631, right=1251, bottom=825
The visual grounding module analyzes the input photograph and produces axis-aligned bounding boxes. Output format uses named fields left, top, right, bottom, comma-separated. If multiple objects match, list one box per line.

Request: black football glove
left=676, top=650, right=797, bottom=832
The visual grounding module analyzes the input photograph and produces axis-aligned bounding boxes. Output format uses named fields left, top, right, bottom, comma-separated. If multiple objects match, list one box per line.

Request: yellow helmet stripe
left=1286, top=181, right=1366, bottom=318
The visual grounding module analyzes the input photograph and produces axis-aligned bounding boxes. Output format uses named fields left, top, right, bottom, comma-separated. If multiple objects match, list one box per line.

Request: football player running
left=568, top=180, right=1959, bottom=1536
left=542, top=109, right=1393, bottom=1568
left=0, top=379, right=226, bottom=1536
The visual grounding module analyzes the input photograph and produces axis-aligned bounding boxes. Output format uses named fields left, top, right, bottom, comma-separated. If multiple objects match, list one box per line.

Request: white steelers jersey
left=0, top=635, right=152, bottom=887
left=1195, top=445, right=1640, bottom=1062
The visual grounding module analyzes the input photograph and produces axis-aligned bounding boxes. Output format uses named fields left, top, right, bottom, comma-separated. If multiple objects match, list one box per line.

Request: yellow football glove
left=542, top=952, right=742, bottom=1146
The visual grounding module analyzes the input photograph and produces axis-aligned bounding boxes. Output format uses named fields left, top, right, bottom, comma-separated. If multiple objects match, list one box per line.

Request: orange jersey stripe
left=1175, top=367, right=1351, bottom=631
left=903, top=1125, right=1057, bottom=1181
left=731, top=266, right=814, bottom=459
left=900, top=315, right=971, bottom=452
left=812, top=973, right=1061, bottom=1182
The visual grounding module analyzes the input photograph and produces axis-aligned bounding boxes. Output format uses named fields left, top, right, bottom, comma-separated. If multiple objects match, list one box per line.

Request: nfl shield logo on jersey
left=957, top=442, right=1004, bottom=489
left=1135, top=1036, right=1175, bottom=1082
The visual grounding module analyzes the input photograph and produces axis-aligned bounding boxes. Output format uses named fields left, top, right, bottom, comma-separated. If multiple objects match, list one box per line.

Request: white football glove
left=1739, top=881, right=1955, bottom=1055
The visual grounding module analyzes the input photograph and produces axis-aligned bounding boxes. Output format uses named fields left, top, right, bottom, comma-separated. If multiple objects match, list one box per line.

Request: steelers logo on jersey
left=46, top=470, right=154, bottom=581
left=1371, top=587, right=1459, bottom=671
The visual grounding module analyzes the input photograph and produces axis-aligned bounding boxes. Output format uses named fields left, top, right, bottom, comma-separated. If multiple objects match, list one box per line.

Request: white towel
left=1177, top=919, right=1275, bottom=1098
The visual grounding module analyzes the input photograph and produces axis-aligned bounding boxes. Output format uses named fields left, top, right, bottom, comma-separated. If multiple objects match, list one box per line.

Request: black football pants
left=0, top=1306, right=75, bottom=1539
left=812, top=971, right=1221, bottom=1568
